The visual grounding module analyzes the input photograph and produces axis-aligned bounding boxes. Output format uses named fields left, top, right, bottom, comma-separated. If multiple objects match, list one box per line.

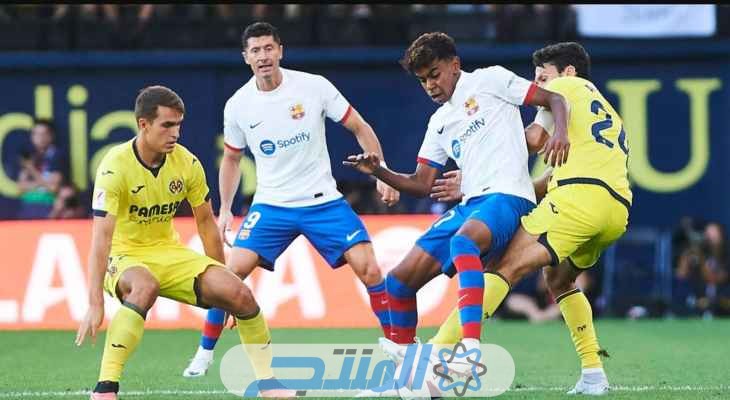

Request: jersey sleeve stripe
left=224, top=142, right=243, bottom=152
left=416, top=157, right=444, bottom=170
left=523, top=82, right=538, bottom=105
left=92, top=209, right=108, bottom=217
left=338, top=105, right=353, bottom=124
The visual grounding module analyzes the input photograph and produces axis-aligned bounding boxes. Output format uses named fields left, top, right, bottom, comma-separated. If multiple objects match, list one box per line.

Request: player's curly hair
left=532, top=42, right=591, bottom=79
left=242, top=21, right=281, bottom=49
left=400, top=32, right=457, bottom=74
left=135, top=86, right=185, bottom=122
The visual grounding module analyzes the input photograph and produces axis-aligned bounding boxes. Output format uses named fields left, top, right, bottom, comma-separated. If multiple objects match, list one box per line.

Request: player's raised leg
left=543, top=263, right=609, bottom=395
left=91, top=267, right=160, bottom=400
left=197, top=264, right=294, bottom=398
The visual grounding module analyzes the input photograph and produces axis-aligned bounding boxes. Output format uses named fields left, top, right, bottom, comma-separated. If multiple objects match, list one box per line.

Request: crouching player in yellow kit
left=433, top=43, right=630, bottom=395
left=75, top=86, right=292, bottom=399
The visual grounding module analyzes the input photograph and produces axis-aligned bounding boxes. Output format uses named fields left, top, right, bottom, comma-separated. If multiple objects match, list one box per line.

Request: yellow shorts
left=521, top=182, right=630, bottom=269
left=103, top=245, right=223, bottom=306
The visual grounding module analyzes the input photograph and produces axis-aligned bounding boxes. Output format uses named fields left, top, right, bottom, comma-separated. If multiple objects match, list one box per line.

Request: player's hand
left=224, top=312, right=238, bottom=330
left=376, top=179, right=399, bottom=207
left=431, top=170, right=464, bottom=202
left=217, top=209, right=234, bottom=248
left=343, top=152, right=381, bottom=175
left=75, top=303, right=104, bottom=346
left=540, top=131, right=570, bottom=167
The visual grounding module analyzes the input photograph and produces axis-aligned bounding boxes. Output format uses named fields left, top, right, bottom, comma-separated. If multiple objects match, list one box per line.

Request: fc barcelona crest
left=464, top=96, right=479, bottom=116
left=290, top=103, right=305, bottom=119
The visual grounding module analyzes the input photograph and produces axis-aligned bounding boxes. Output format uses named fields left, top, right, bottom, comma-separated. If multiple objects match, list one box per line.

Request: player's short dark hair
left=242, top=21, right=281, bottom=50
left=532, top=42, right=591, bottom=79
left=400, top=32, right=457, bottom=74
left=134, top=85, right=185, bottom=122
left=32, top=118, right=56, bottom=135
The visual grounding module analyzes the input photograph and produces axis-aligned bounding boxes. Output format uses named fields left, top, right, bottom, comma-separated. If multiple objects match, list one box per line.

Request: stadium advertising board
left=0, top=215, right=463, bottom=330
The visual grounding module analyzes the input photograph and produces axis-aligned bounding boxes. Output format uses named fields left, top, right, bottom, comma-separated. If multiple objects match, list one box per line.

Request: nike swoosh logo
left=458, top=294, right=468, bottom=304
left=101, top=170, right=114, bottom=175
left=437, top=126, right=445, bottom=135
left=111, top=343, right=127, bottom=349
left=131, top=185, right=145, bottom=194
left=249, top=121, right=263, bottom=129
left=346, top=229, right=362, bottom=242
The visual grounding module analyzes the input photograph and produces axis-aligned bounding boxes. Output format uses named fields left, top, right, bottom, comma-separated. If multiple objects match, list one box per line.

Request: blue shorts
left=415, top=193, right=535, bottom=277
left=232, top=198, right=370, bottom=270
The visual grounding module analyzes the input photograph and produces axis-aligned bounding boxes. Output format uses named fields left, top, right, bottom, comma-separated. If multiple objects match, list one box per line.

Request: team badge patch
left=464, top=96, right=479, bottom=115
left=169, top=178, right=184, bottom=194
left=238, top=229, right=251, bottom=240
left=290, top=103, right=305, bottom=119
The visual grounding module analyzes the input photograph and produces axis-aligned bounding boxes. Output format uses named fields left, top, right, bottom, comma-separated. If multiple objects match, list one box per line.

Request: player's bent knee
left=230, top=285, right=258, bottom=316
left=126, top=280, right=159, bottom=310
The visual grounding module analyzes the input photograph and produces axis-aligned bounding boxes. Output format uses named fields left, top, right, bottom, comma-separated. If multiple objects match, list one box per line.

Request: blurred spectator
left=16, top=119, right=67, bottom=219
left=672, top=219, right=730, bottom=317
left=495, top=4, right=555, bottom=42
left=48, top=184, right=87, bottom=219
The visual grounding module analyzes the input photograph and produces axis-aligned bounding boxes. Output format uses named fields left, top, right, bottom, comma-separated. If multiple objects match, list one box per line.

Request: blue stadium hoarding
left=0, top=41, right=727, bottom=230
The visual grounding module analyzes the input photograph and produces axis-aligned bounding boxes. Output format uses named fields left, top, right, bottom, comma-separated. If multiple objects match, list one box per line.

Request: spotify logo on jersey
left=260, top=140, right=276, bottom=155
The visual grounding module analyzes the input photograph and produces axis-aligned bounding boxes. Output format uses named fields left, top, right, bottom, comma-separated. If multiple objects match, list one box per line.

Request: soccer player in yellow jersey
left=75, top=86, right=292, bottom=399
left=429, top=42, right=626, bottom=395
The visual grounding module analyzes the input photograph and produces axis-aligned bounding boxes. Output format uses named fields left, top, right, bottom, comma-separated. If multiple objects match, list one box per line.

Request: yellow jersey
left=545, top=76, right=632, bottom=207
left=91, top=139, right=210, bottom=253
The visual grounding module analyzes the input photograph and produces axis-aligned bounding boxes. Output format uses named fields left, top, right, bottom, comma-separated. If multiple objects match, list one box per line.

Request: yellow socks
left=236, top=308, right=274, bottom=380
left=557, top=289, right=602, bottom=369
left=429, top=272, right=511, bottom=344
left=98, top=302, right=146, bottom=382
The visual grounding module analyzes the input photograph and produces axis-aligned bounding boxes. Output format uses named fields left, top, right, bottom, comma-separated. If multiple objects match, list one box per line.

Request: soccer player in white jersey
left=345, top=32, right=569, bottom=366
left=182, top=21, right=399, bottom=377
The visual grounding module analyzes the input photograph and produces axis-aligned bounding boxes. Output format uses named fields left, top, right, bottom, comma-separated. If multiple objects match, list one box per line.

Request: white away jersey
left=224, top=68, right=352, bottom=207
left=417, top=66, right=537, bottom=204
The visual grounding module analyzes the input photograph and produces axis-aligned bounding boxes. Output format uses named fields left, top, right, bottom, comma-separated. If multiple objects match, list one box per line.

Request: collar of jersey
left=447, top=69, right=472, bottom=107
left=254, top=67, right=287, bottom=95
left=132, top=138, right=166, bottom=178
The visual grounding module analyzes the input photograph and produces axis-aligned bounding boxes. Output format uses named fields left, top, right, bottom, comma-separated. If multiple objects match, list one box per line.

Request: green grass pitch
left=1, top=319, right=729, bottom=399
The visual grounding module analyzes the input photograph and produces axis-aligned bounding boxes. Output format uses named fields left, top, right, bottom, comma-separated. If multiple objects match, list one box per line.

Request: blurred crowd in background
left=1, top=4, right=729, bottom=50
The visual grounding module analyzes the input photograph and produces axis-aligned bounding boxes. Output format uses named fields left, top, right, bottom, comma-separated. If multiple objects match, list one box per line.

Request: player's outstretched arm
left=76, top=214, right=116, bottom=346
left=193, top=199, right=225, bottom=264
left=526, top=87, right=570, bottom=167
left=343, top=152, right=439, bottom=198
left=218, top=146, right=242, bottom=246
left=340, top=107, right=400, bottom=206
